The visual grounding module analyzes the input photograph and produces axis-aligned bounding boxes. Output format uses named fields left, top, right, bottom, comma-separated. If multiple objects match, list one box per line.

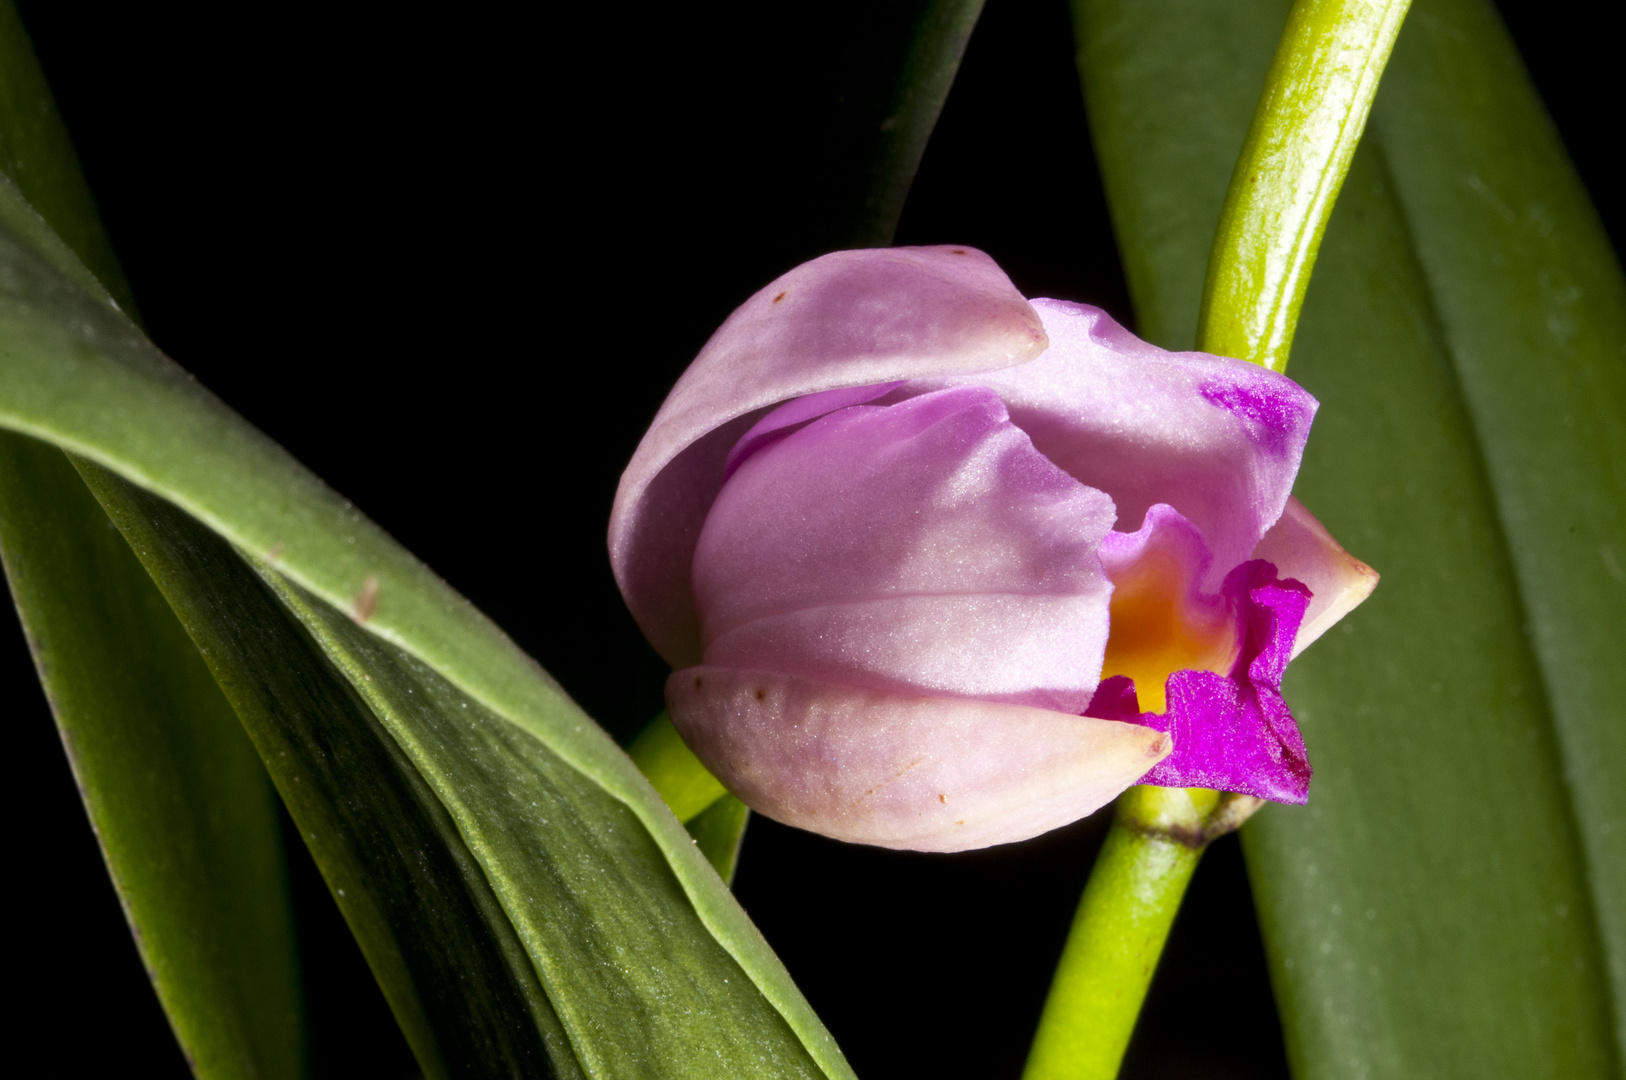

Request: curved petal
left=667, top=666, right=1170, bottom=852
left=1252, top=495, right=1379, bottom=658
left=920, top=300, right=1318, bottom=587
left=611, top=246, right=1048, bottom=666
left=721, top=380, right=903, bottom=481
left=693, top=386, right=1116, bottom=713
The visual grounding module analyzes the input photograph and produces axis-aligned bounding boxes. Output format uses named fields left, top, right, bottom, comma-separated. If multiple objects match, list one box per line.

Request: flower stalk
left=1023, top=788, right=1260, bottom=1080
left=1198, top=0, right=1412, bottom=372
left=1027, top=0, right=1410, bottom=1074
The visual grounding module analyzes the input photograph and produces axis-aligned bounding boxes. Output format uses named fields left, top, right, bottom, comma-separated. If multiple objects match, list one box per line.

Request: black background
left=4, top=1, right=1614, bottom=1077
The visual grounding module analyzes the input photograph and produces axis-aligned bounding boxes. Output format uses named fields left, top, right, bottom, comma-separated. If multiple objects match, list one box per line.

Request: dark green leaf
left=841, top=0, right=988, bottom=248
left=1371, top=2, right=1626, bottom=1045
left=78, top=463, right=557, bottom=1078
left=0, top=9, right=305, bottom=1073
left=0, top=155, right=854, bottom=1080
left=0, top=435, right=305, bottom=1079
left=1073, top=0, right=1622, bottom=1073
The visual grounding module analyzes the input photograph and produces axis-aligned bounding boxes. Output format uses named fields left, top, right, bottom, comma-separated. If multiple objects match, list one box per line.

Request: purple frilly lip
left=1085, top=560, right=1314, bottom=804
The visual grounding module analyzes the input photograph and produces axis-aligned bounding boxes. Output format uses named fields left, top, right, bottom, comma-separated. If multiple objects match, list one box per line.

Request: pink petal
left=1252, top=496, right=1380, bottom=659
left=611, top=246, right=1047, bottom=667
left=721, top=380, right=903, bottom=481
left=913, top=300, right=1318, bottom=588
left=694, top=386, right=1117, bottom=713
left=667, top=667, right=1171, bottom=851
left=1086, top=560, right=1313, bottom=803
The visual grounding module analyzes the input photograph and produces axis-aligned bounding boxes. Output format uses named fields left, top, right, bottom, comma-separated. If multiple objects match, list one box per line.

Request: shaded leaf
left=0, top=124, right=853, bottom=1080
left=1073, top=0, right=1621, bottom=1074
left=0, top=434, right=304, bottom=1079
left=0, top=9, right=304, bottom=1073
left=80, top=462, right=556, bottom=1078
left=1371, top=1, right=1626, bottom=1044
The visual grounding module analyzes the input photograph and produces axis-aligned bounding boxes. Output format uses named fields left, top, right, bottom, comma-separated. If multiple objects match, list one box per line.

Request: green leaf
left=840, top=0, right=988, bottom=248
left=0, top=0, right=136, bottom=315
left=0, top=434, right=305, bottom=1078
left=0, top=0, right=996, bottom=1068
left=0, top=8, right=305, bottom=1074
left=1073, top=0, right=1623, bottom=1074
left=0, top=172, right=854, bottom=1075
left=78, top=463, right=558, bottom=1077
left=1370, top=2, right=1626, bottom=1047
left=689, top=796, right=752, bottom=887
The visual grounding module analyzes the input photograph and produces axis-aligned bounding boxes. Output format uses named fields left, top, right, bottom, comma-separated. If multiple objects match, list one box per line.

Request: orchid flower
left=611, top=246, right=1376, bottom=852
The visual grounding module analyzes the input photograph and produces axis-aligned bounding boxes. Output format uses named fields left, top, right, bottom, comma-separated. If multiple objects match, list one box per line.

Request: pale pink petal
left=692, top=386, right=1116, bottom=713
left=721, top=381, right=905, bottom=480
left=913, top=300, right=1318, bottom=588
left=667, top=667, right=1171, bottom=851
left=1252, top=496, right=1380, bottom=658
left=610, top=246, right=1047, bottom=666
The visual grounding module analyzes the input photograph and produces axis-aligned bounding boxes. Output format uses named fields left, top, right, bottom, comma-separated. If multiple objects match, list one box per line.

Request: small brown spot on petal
left=352, top=575, right=379, bottom=623
left=754, top=689, right=766, bottom=702
left=694, top=675, right=704, bottom=688
left=772, top=291, right=787, bottom=303
left=938, top=793, right=948, bottom=804
left=950, top=249, right=967, bottom=255
left=956, top=820, right=965, bottom=825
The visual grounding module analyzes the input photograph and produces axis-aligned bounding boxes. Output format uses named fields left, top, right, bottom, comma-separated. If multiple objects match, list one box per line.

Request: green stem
left=628, top=710, right=727, bottom=822
left=1027, top=0, right=1414, bottom=1073
left=1197, top=0, right=1411, bottom=371
left=1023, top=787, right=1224, bottom=1080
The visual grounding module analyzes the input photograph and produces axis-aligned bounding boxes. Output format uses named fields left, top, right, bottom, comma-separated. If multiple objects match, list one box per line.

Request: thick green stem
left=1023, top=787, right=1242, bottom=1080
left=1197, top=0, right=1411, bottom=371
left=628, top=711, right=727, bottom=822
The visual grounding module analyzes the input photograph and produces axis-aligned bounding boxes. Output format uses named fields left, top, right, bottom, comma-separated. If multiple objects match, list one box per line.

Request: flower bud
left=611, top=247, right=1376, bottom=851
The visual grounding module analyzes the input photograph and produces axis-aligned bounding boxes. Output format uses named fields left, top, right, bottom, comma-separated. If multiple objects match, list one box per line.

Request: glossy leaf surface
left=1074, top=0, right=1623, bottom=1074
left=0, top=0, right=999, bottom=1069
left=80, top=465, right=557, bottom=1078
left=0, top=128, right=863, bottom=1080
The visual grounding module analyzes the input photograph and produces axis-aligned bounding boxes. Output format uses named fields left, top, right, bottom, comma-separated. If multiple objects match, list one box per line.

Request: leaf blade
left=0, top=434, right=306, bottom=1080
left=1073, top=0, right=1622, bottom=1074
left=1371, top=1, right=1626, bottom=1049
left=0, top=142, right=854, bottom=1080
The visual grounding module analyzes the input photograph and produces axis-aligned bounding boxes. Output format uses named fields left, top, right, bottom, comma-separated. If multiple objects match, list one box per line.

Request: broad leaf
left=0, top=168, right=852, bottom=1075
left=1372, top=2, right=1626, bottom=1044
left=80, top=464, right=558, bottom=1077
left=0, top=0, right=995, bottom=1069
left=1073, top=0, right=1622, bottom=1074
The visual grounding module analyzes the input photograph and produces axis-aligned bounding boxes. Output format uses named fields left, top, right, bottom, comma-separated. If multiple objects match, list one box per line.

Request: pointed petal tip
left=1254, top=495, right=1379, bottom=658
